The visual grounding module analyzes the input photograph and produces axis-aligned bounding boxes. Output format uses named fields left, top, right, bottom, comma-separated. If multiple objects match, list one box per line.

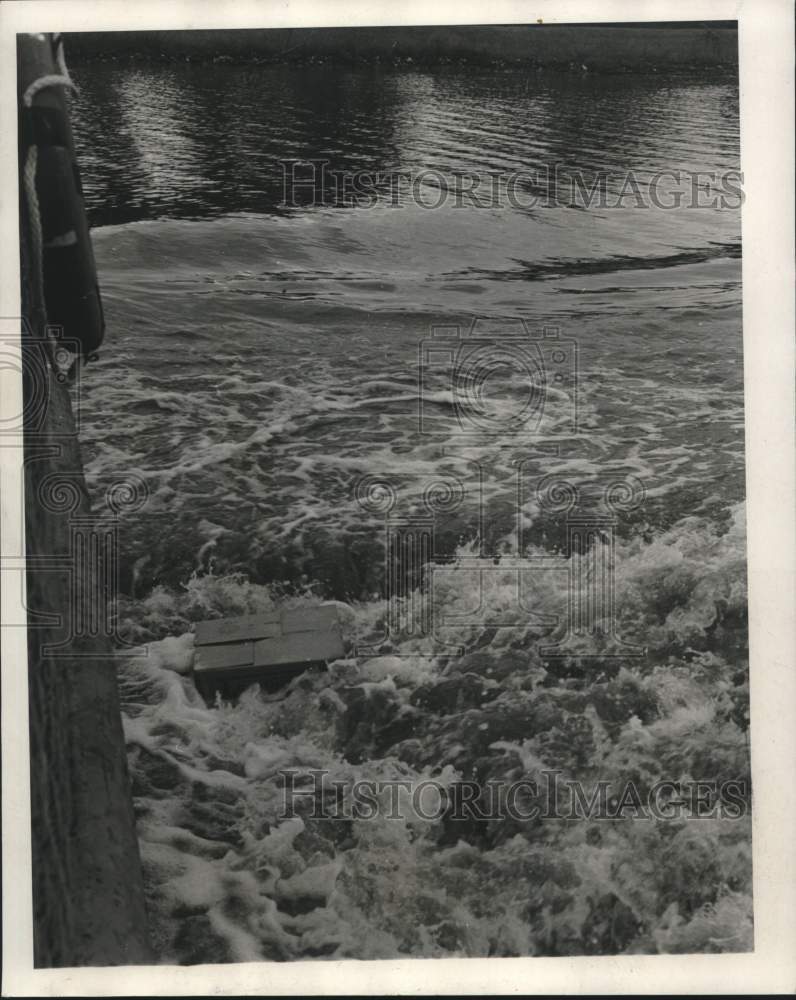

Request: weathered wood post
left=18, top=32, right=153, bottom=966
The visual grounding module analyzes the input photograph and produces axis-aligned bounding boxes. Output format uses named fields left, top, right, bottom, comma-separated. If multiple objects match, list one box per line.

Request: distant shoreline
left=63, top=24, right=738, bottom=73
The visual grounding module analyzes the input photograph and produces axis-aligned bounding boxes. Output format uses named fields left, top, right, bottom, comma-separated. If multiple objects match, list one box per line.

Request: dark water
left=70, top=63, right=743, bottom=600
left=67, top=63, right=750, bottom=961
left=72, top=64, right=740, bottom=228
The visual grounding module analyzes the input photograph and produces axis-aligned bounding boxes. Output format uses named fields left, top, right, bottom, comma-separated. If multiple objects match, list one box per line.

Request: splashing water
left=117, top=503, right=750, bottom=961
left=68, top=62, right=749, bottom=960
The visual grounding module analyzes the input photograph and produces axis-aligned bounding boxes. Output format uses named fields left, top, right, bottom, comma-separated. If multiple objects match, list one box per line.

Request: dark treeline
left=64, top=23, right=738, bottom=72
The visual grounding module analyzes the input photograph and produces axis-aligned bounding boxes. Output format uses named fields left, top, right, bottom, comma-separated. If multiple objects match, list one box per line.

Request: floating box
left=193, top=606, right=344, bottom=701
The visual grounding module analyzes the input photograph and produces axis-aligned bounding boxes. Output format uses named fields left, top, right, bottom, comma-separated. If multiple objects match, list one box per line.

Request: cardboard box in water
left=193, top=606, right=344, bottom=700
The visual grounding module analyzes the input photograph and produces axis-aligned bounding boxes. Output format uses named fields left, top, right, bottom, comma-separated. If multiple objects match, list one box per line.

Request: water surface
left=71, top=63, right=743, bottom=597
left=68, top=62, right=750, bottom=962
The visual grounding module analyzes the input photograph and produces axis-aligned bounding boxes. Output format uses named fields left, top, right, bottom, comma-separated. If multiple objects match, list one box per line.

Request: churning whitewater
left=69, top=61, right=749, bottom=960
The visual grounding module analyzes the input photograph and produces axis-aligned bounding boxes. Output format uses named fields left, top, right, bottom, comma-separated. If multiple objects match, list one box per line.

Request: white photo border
left=1, top=0, right=793, bottom=994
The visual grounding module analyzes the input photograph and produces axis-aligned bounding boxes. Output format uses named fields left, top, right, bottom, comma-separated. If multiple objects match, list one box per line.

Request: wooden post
left=18, top=32, right=153, bottom=966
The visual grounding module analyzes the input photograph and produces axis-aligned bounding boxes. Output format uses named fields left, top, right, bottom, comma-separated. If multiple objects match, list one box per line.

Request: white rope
left=22, top=72, right=75, bottom=108
left=23, top=32, right=77, bottom=108
left=52, top=33, right=72, bottom=81
left=22, top=143, right=44, bottom=309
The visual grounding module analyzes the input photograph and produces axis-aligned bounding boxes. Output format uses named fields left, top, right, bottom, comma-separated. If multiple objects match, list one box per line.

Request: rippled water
left=68, top=61, right=750, bottom=961
left=71, top=64, right=743, bottom=597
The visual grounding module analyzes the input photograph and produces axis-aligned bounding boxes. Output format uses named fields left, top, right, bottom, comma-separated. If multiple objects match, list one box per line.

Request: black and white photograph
left=1, top=1, right=794, bottom=995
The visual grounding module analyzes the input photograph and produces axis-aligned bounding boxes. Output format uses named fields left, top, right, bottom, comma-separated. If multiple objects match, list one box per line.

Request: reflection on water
left=67, top=60, right=750, bottom=964
left=72, top=63, right=740, bottom=241
left=69, top=62, right=743, bottom=598
left=73, top=64, right=407, bottom=223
